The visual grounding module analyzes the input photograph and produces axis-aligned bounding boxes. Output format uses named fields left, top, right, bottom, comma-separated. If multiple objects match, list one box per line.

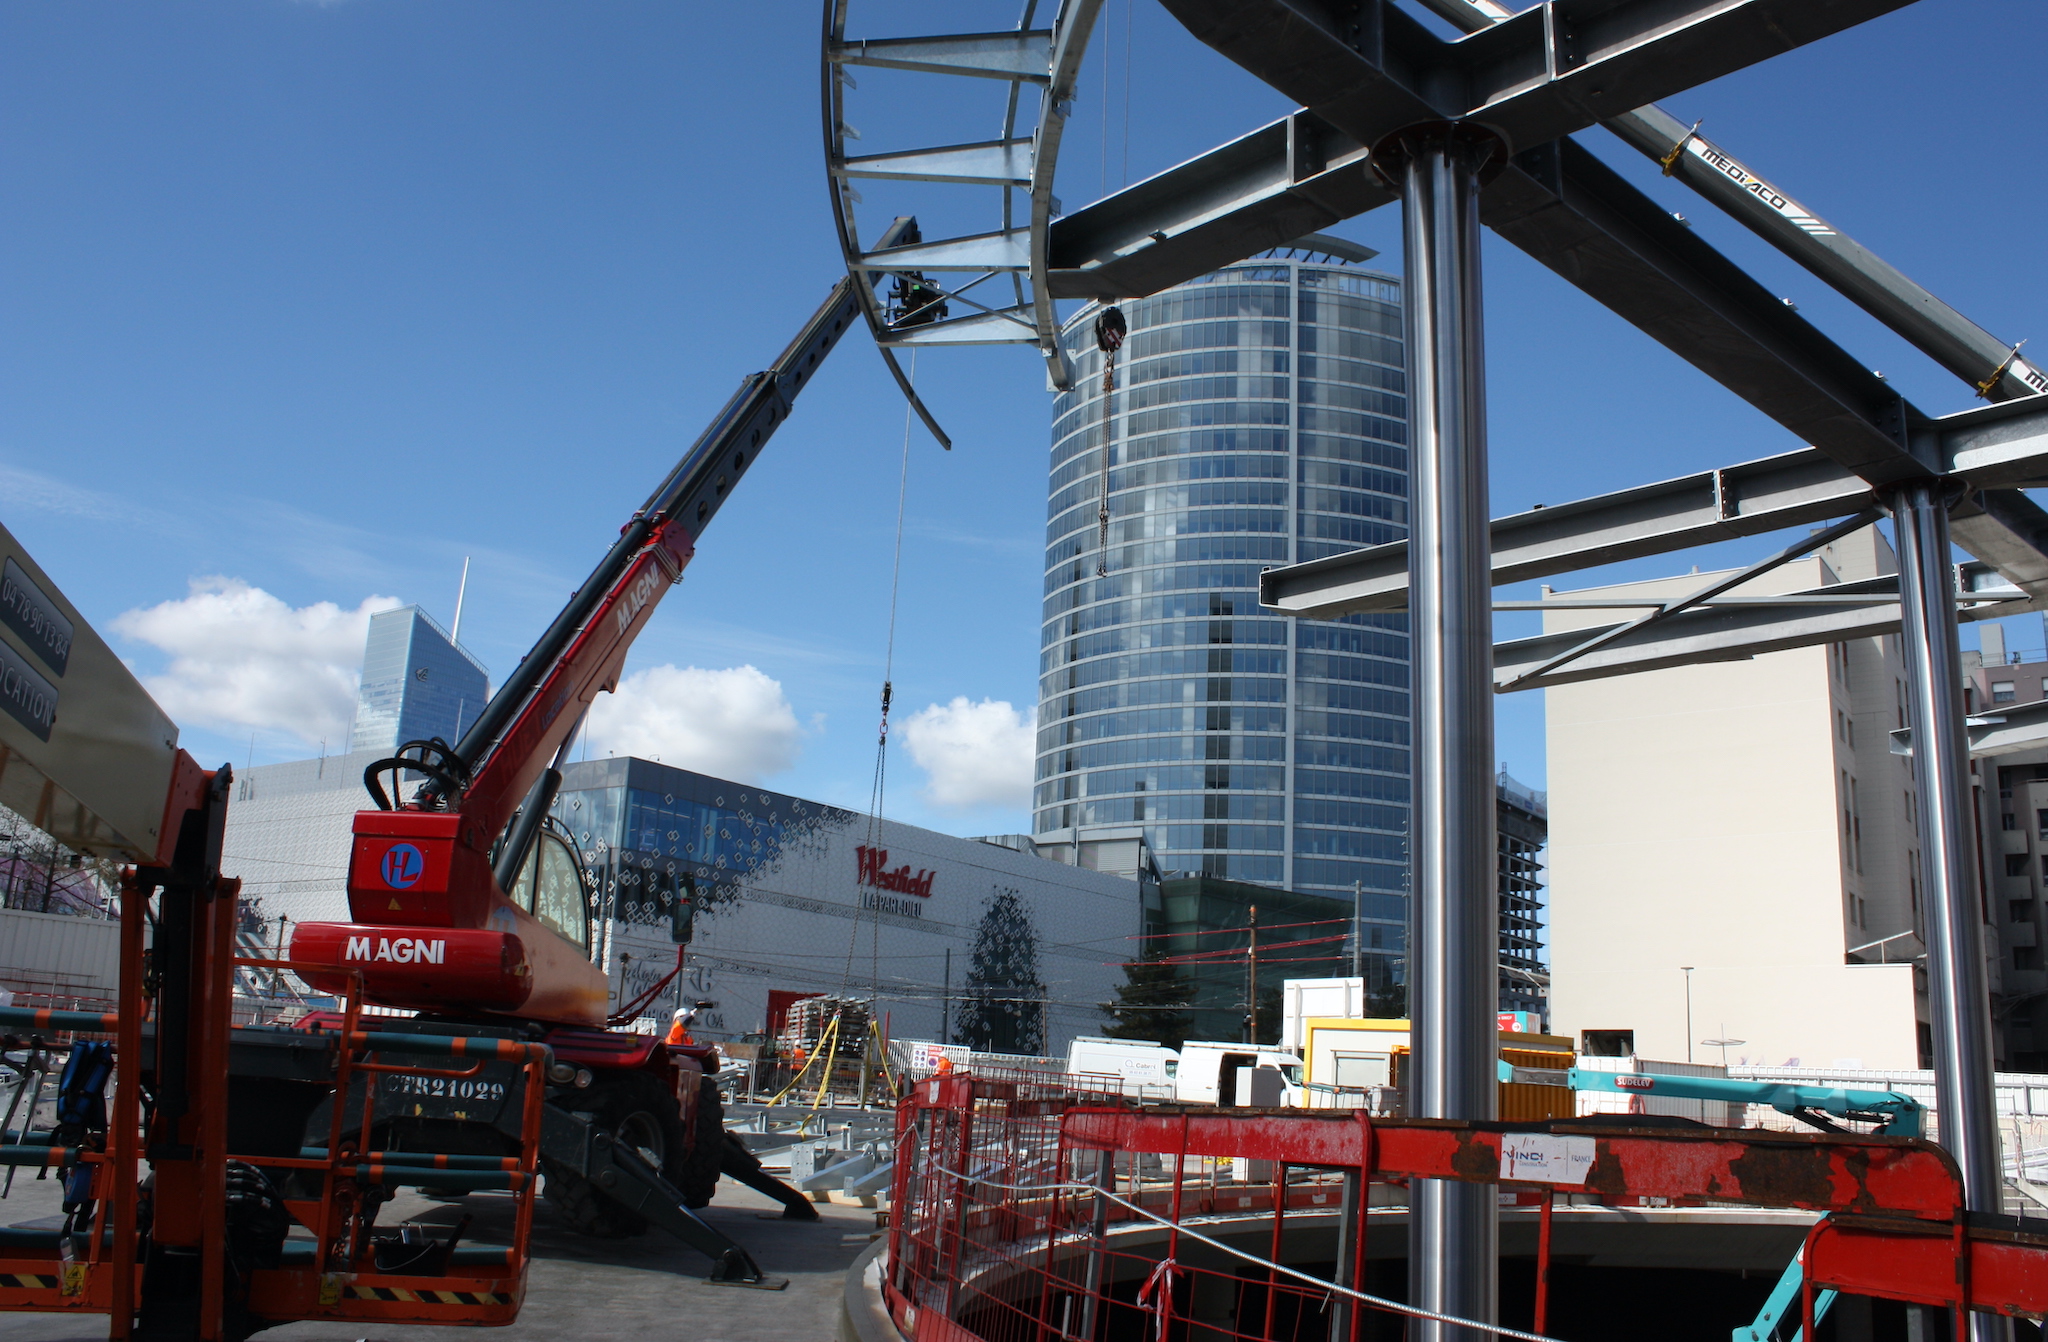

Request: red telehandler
left=0, top=278, right=901, bottom=1340
left=132, top=278, right=860, bottom=1335
left=280, top=279, right=869, bottom=1252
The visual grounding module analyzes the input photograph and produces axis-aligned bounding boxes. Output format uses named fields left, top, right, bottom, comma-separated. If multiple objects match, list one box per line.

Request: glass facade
left=1497, top=776, right=1548, bottom=1018
left=348, top=607, right=491, bottom=755
left=550, top=756, right=861, bottom=938
left=1153, top=875, right=1356, bottom=1044
left=1034, top=253, right=1412, bottom=962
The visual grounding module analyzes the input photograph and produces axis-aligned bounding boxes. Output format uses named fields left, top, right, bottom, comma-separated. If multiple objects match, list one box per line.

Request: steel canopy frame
left=1409, top=0, right=2048, bottom=404
left=821, top=0, right=1107, bottom=423
left=1098, top=2, right=2031, bottom=1336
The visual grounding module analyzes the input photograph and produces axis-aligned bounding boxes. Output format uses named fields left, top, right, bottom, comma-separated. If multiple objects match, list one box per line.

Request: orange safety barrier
left=0, top=916, right=550, bottom=1333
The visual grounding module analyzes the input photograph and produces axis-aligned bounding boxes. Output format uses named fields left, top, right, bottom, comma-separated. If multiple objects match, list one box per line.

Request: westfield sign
left=856, top=845, right=934, bottom=898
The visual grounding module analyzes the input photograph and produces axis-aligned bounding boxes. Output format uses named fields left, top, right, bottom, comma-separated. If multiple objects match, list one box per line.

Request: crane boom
left=294, top=279, right=865, bottom=1025
left=449, top=277, right=861, bottom=837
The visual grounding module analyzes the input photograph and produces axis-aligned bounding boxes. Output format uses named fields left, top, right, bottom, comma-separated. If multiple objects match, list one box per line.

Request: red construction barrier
left=883, top=1074, right=2048, bottom=1342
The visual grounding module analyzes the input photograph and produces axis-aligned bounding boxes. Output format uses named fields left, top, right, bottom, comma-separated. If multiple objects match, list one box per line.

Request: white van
left=1174, top=1040, right=1305, bottom=1106
left=1065, top=1036, right=1179, bottom=1100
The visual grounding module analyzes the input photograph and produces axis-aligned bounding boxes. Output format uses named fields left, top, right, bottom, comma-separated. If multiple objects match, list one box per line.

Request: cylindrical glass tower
left=1034, top=241, right=1412, bottom=949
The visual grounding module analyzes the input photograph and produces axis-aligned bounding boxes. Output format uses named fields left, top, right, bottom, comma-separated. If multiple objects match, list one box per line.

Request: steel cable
left=929, top=1162, right=1561, bottom=1342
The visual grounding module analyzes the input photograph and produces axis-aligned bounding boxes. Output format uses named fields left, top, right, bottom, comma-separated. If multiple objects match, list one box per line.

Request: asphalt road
left=0, top=1172, right=876, bottom=1342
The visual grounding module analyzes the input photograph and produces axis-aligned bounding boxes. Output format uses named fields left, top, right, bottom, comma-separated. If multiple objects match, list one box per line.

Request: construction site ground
left=0, top=1173, right=877, bottom=1342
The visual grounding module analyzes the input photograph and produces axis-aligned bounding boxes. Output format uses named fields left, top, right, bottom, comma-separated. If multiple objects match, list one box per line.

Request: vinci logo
left=856, top=845, right=935, bottom=898
left=345, top=935, right=447, bottom=965
left=380, top=843, right=425, bottom=890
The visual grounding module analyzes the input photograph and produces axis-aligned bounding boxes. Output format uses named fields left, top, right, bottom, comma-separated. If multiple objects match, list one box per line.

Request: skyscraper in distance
left=349, top=606, right=490, bottom=755
left=1034, top=238, right=1416, bottom=971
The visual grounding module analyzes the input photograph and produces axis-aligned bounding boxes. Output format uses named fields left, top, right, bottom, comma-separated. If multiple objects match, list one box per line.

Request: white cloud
left=584, top=664, right=803, bottom=782
left=112, top=578, right=402, bottom=746
left=899, top=697, right=1036, bottom=811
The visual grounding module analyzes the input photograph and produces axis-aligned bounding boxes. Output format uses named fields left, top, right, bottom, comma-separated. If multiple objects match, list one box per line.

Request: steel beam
left=1159, top=0, right=1920, bottom=155
left=1385, top=122, right=1501, bottom=1342
left=1492, top=567, right=2037, bottom=692
left=876, top=305, right=1036, bottom=346
left=1051, top=122, right=1936, bottom=486
left=1108, top=0, right=1937, bottom=486
left=1495, top=507, right=1880, bottom=691
left=1601, top=106, right=2048, bottom=403
left=827, top=31, right=1053, bottom=82
left=1261, top=398, right=2048, bottom=617
left=1486, top=139, right=1923, bottom=485
left=859, top=228, right=1028, bottom=272
left=1939, top=397, right=2048, bottom=490
left=1027, top=0, right=1108, bottom=390
left=834, top=139, right=1034, bottom=187
left=1264, top=446, right=1871, bottom=614
left=1045, top=112, right=1391, bottom=300
left=1947, top=490, right=2048, bottom=603
left=1892, top=698, right=2048, bottom=761
left=1400, top=0, right=2048, bottom=405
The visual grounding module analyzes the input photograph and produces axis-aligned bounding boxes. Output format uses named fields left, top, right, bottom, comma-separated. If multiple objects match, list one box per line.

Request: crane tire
left=540, top=1159, right=646, bottom=1239
left=542, top=1071, right=686, bottom=1238
left=676, top=1075, right=724, bottom=1209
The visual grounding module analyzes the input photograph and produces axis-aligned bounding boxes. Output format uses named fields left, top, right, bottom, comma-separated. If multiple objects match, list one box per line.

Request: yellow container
left=1300, top=1017, right=1573, bottom=1118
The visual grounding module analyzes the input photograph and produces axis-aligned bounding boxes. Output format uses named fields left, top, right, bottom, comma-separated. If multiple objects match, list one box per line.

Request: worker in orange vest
left=935, top=1054, right=955, bottom=1076
left=665, top=1000, right=715, bottom=1047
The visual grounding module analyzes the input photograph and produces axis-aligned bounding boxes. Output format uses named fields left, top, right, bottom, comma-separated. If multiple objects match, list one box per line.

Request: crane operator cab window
left=510, top=833, right=591, bottom=953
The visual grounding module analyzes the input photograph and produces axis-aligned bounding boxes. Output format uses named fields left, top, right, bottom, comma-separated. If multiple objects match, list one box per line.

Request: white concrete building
left=221, top=751, right=1151, bottom=1056
left=1541, top=526, right=2004, bottom=1071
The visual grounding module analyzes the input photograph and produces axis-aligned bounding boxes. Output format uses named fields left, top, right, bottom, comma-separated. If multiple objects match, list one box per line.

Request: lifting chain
left=1093, top=306, right=1128, bottom=577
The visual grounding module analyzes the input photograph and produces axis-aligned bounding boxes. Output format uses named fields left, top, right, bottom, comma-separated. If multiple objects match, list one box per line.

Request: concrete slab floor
left=0, top=1173, right=879, bottom=1342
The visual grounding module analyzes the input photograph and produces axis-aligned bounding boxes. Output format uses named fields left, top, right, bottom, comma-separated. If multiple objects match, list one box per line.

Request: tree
left=954, top=887, right=1045, bottom=1056
left=1366, top=979, right=1407, bottom=1020
left=1099, top=946, right=1194, bottom=1050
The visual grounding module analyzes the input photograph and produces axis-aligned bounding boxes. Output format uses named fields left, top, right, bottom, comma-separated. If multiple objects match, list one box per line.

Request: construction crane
left=279, top=278, right=870, bottom=1241
left=0, top=275, right=900, bottom=1340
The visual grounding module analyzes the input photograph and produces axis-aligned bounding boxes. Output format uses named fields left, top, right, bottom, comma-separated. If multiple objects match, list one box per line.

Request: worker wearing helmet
left=665, top=1009, right=693, bottom=1047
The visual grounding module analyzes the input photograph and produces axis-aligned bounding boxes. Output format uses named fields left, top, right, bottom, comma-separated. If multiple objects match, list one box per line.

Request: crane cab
left=291, top=808, right=610, bottom=1025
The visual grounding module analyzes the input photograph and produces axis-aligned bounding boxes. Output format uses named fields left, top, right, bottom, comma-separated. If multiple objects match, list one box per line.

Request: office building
left=348, top=606, right=489, bottom=755
left=222, top=750, right=1149, bottom=1057
left=1497, top=773, right=1549, bottom=1020
left=1146, top=874, right=1353, bottom=1044
left=1033, top=237, right=1414, bottom=961
left=1543, top=525, right=2011, bottom=1070
left=1961, top=642, right=2048, bottom=1071
left=1128, top=775, right=1551, bottom=1045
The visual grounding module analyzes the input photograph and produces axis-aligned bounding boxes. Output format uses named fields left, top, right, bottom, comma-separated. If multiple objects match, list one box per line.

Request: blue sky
left=2, top=0, right=2043, bottom=837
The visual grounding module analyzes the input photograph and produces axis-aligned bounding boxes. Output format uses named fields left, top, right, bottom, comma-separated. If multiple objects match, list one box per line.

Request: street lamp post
left=1681, top=967, right=1696, bottom=1065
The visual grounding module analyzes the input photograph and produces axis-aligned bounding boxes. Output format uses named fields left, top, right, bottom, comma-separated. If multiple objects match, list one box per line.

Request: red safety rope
left=606, top=944, right=685, bottom=1028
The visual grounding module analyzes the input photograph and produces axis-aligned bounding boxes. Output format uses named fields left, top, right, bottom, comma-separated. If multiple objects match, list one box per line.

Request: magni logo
left=380, top=843, right=424, bottom=890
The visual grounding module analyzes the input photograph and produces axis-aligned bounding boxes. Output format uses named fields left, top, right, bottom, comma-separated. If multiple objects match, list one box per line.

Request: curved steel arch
left=821, top=0, right=1105, bottom=448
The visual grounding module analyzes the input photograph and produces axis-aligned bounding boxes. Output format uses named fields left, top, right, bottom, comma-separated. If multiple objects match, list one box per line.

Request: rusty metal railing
left=883, top=1074, right=2048, bottom=1342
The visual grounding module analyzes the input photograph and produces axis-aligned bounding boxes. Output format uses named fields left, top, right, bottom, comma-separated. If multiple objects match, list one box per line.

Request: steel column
left=1077, top=1150, right=1113, bottom=1341
left=1887, top=481, right=2010, bottom=1342
left=1326, top=1168, right=1362, bottom=1342
left=1377, top=121, right=1502, bottom=1342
